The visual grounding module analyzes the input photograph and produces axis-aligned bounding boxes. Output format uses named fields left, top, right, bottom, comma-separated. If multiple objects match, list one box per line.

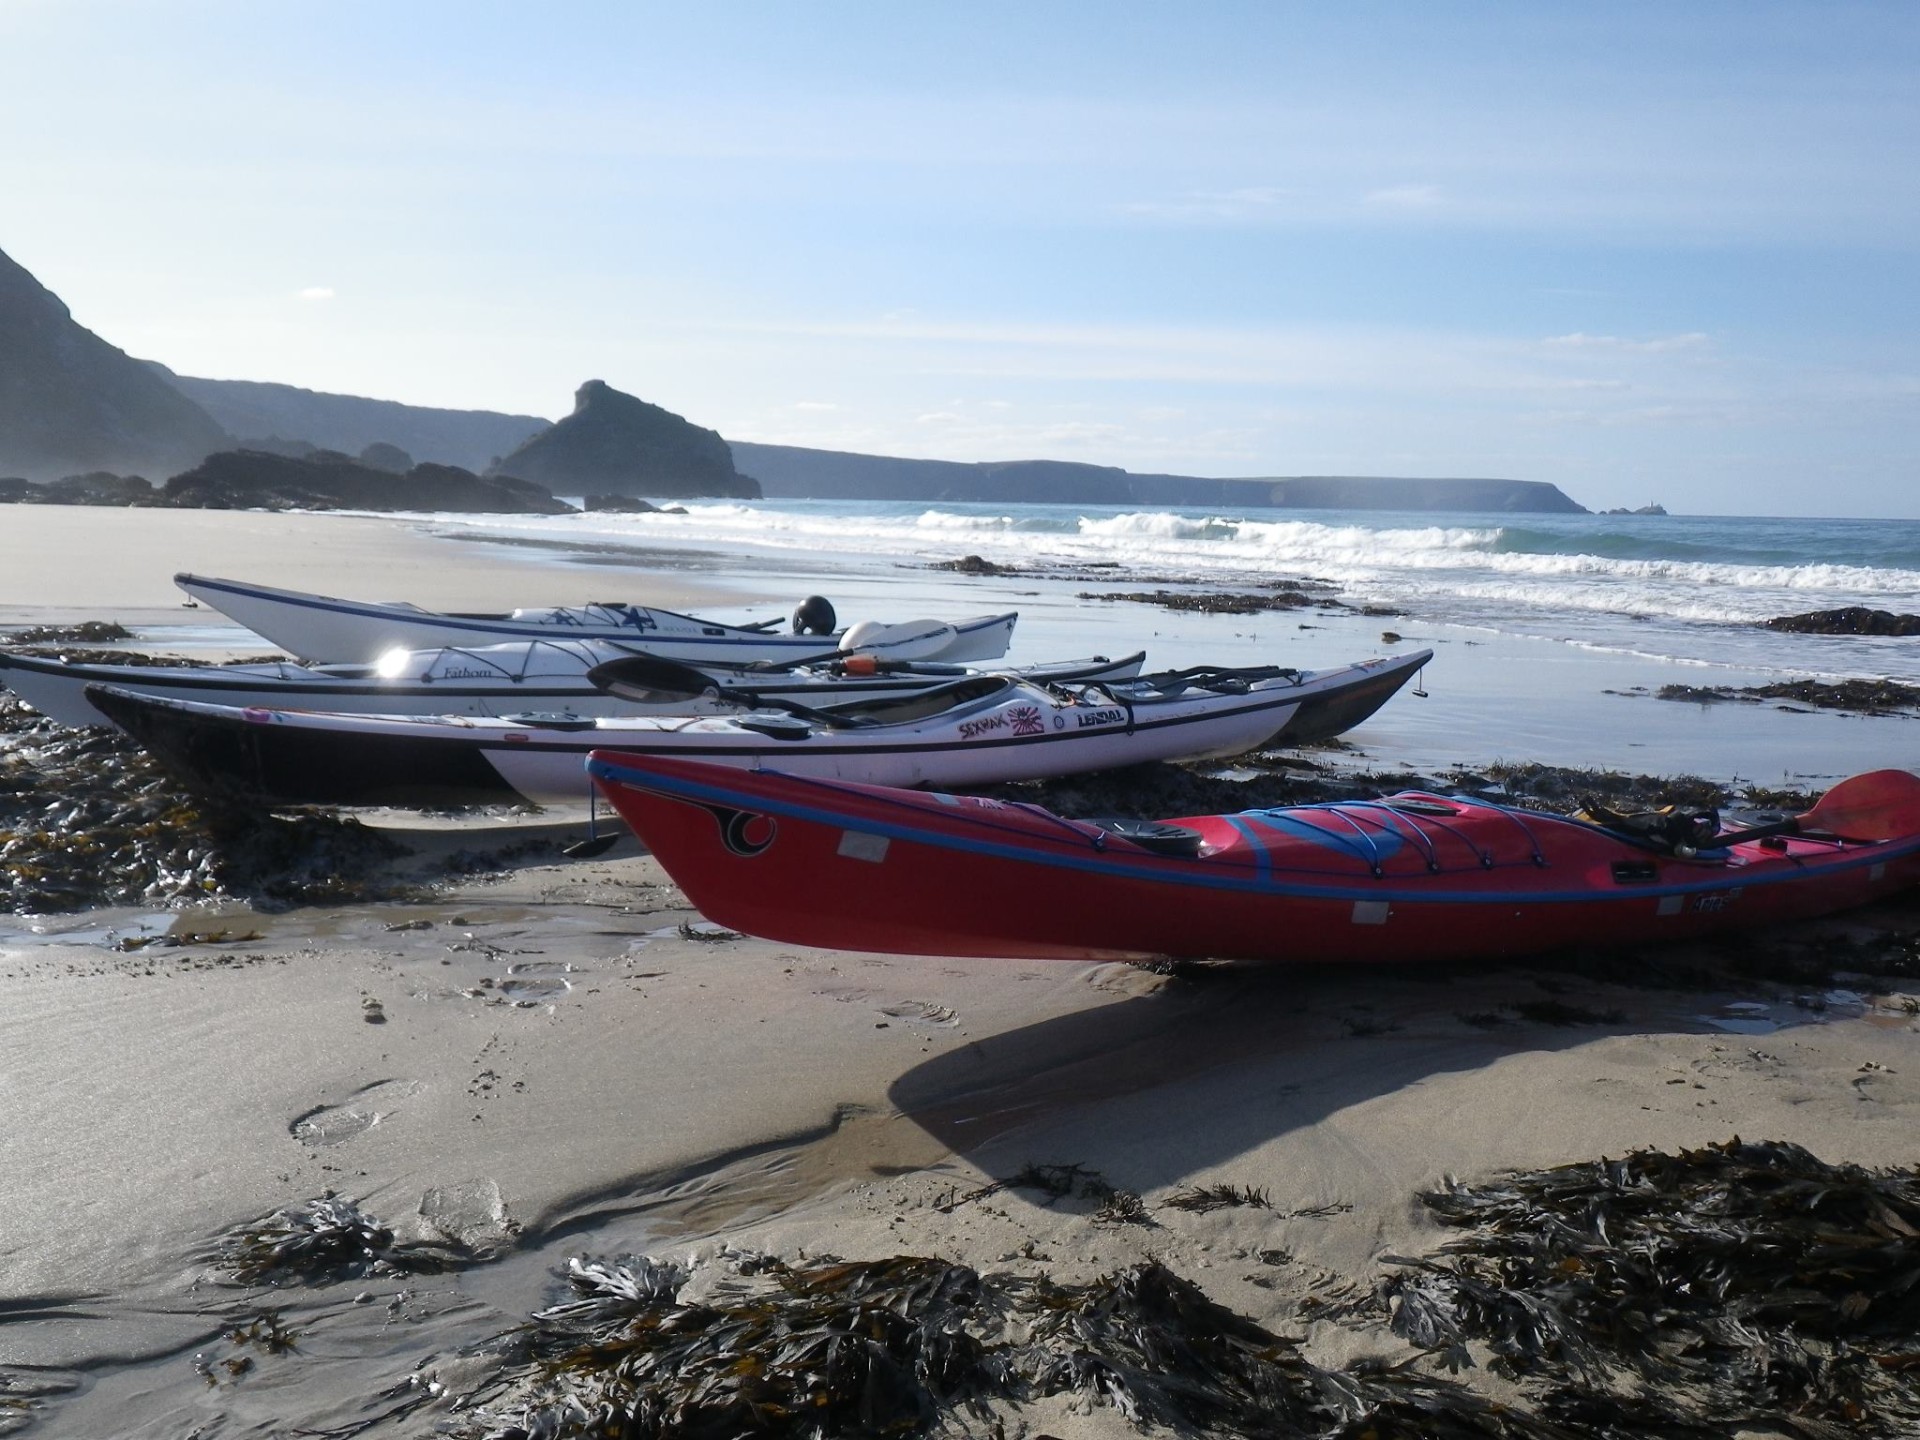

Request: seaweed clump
left=1657, top=678, right=1920, bottom=716
left=0, top=695, right=410, bottom=910
left=1478, top=761, right=1727, bottom=814
left=1379, top=1139, right=1920, bottom=1437
left=2, top=621, right=135, bottom=646
left=1166, top=1183, right=1273, bottom=1213
left=938, top=1161, right=1152, bottom=1226
left=221, top=1195, right=454, bottom=1286
left=1077, top=587, right=1328, bottom=615
left=929, top=553, right=1017, bottom=576
left=466, top=1251, right=1558, bottom=1440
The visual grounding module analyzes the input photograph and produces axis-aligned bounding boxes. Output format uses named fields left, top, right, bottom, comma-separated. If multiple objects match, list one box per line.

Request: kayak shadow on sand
left=881, top=893, right=1920, bottom=1197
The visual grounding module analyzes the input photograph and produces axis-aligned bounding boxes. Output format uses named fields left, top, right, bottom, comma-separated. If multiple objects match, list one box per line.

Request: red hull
left=588, top=755, right=1920, bottom=964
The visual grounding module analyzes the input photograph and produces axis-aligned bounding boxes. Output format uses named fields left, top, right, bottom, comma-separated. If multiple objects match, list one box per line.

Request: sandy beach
left=3, top=508, right=1918, bottom=1437
left=0, top=507, right=755, bottom=633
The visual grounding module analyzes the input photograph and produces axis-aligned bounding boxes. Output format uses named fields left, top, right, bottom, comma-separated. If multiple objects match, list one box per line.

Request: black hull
left=1269, top=655, right=1424, bottom=746
left=88, top=687, right=513, bottom=808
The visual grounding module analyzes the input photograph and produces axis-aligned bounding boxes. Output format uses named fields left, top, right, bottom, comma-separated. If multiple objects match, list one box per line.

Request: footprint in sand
left=290, top=1078, right=423, bottom=1147
left=497, top=960, right=575, bottom=1004
left=879, top=1000, right=958, bottom=1027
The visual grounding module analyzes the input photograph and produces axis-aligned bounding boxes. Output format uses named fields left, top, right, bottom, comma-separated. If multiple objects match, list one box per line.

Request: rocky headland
left=0, top=246, right=230, bottom=481
left=490, top=380, right=760, bottom=500
left=6, top=237, right=1601, bottom=513
left=732, top=441, right=1588, bottom=513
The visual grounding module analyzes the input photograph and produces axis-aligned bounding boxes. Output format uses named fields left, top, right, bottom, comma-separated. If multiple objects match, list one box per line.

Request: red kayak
left=587, top=755, right=1920, bottom=964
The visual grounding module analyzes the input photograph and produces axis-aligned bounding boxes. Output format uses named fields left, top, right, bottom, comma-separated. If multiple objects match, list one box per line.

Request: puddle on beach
left=0, top=908, right=260, bottom=952
left=1694, top=987, right=1908, bottom=1034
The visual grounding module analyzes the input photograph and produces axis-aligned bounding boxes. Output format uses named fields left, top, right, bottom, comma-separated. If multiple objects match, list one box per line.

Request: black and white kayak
left=176, top=572, right=1019, bottom=666
left=0, top=641, right=1145, bottom=730
left=88, top=650, right=1431, bottom=808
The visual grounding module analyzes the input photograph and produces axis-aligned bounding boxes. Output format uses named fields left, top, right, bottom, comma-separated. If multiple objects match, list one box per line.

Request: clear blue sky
left=4, top=1, right=1917, bottom=515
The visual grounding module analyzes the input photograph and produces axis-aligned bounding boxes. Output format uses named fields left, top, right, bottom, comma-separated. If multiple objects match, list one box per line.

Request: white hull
left=482, top=694, right=1300, bottom=800
left=0, top=643, right=1142, bottom=730
left=91, top=651, right=1431, bottom=808
left=176, top=573, right=1017, bottom=666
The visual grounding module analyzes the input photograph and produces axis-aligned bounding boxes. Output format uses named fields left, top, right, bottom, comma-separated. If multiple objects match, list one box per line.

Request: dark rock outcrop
left=153, top=368, right=550, bottom=473
left=0, top=246, right=230, bottom=480
left=359, top=442, right=413, bottom=473
left=158, top=449, right=575, bottom=514
left=0, top=472, right=162, bottom=505
left=1764, top=607, right=1920, bottom=637
left=582, top=494, right=660, bottom=512
left=492, top=381, right=759, bottom=500
left=730, top=442, right=1586, bottom=513
left=43, top=471, right=157, bottom=505
left=931, top=554, right=1017, bottom=575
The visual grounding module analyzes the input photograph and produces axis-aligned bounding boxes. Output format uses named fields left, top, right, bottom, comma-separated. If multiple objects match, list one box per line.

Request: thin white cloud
left=1364, top=183, right=1442, bottom=209
left=1543, top=331, right=1710, bottom=353
left=791, top=400, right=836, bottom=411
left=297, top=286, right=335, bottom=302
left=1118, top=185, right=1295, bottom=223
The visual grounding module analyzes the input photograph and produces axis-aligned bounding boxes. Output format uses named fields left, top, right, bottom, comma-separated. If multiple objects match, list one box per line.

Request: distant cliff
left=153, top=368, right=551, bottom=473
left=730, top=443, right=1587, bottom=514
left=4, top=243, right=1585, bottom=513
left=491, top=380, right=760, bottom=499
left=0, top=245, right=230, bottom=480
left=1258, top=475, right=1586, bottom=513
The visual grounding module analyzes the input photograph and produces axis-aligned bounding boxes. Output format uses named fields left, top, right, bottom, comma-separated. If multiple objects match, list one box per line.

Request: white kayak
left=0, top=640, right=1145, bottom=730
left=176, top=572, right=1018, bottom=666
left=88, top=650, right=1432, bottom=808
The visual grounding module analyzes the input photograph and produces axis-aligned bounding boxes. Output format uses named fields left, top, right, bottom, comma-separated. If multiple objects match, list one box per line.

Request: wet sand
left=2, top=509, right=1919, bottom=1436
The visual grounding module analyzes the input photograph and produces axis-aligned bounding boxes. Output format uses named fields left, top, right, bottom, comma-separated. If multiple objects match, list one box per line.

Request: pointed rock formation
left=490, top=380, right=759, bottom=499
left=0, top=245, right=229, bottom=479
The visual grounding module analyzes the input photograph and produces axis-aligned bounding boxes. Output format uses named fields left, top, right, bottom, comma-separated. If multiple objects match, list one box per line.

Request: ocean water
left=432, top=501, right=1920, bottom=679
left=372, top=501, right=1920, bottom=785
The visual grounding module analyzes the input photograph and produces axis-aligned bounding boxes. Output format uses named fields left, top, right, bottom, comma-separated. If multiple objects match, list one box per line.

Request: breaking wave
left=420, top=500, right=1920, bottom=630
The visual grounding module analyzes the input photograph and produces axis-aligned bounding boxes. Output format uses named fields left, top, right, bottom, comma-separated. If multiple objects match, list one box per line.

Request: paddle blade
left=838, top=619, right=959, bottom=662
left=1799, top=769, right=1920, bottom=842
left=587, top=655, right=729, bottom=703
left=563, top=833, right=621, bottom=859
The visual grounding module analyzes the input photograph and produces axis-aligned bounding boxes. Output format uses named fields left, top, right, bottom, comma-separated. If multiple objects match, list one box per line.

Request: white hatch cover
left=838, top=830, right=890, bottom=863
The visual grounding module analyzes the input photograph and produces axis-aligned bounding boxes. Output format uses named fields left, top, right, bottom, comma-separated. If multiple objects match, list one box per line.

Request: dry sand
left=0, top=506, right=747, bottom=630
left=2, top=508, right=1918, bottom=1436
